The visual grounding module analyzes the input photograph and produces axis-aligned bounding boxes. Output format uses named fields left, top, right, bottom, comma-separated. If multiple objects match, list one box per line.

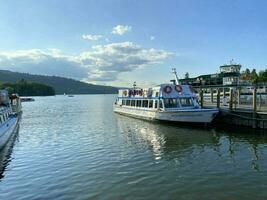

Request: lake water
left=0, top=95, right=267, bottom=200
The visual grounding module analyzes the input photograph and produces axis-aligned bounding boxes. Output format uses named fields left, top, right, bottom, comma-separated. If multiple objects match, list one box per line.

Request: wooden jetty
left=194, top=85, right=267, bottom=130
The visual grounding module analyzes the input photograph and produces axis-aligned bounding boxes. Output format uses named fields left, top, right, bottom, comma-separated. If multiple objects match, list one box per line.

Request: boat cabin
left=116, top=84, right=200, bottom=111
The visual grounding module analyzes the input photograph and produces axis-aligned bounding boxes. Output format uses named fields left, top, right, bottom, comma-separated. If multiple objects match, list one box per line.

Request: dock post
left=229, top=88, right=233, bottom=111
left=237, top=88, right=241, bottom=107
left=253, top=88, right=257, bottom=112
left=252, top=88, right=257, bottom=128
left=211, top=89, right=214, bottom=103
left=200, top=90, right=204, bottom=108
left=216, top=89, right=220, bottom=108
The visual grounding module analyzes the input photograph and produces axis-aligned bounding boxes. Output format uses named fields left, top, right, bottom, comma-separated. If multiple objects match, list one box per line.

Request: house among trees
left=220, top=64, right=241, bottom=85
left=180, top=62, right=241, bottom=86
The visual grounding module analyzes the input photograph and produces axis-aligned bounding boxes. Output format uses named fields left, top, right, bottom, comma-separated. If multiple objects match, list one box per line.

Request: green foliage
left=240, top=68, right=267, bottom=84
left=184, top=72, right=189, bottom=79
left=258, top=69, right=267, bottom=83
left=240, top=68, right=252, bottom=81
left=0, top=80, right=55, bottom=96
left=251, top=69, right=259, bottom=83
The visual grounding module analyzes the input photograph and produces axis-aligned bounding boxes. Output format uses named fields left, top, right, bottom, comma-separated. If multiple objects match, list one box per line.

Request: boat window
left=154, top=100, right=158, bottom=109
left=155, top=92, right=159, bottom=97
left=131, top=100, right=135, bottom=107
left=149, top=100, right=153, bottom=108
left=143, top=100, right=148, bottom=108
left=122, top=100, right=125, bottom=105
left=126, top=100, right=130, bottom=106
left=180, top=98, right=193, bottom=107
left=159, top=100, right=163, bottom=109
left=137, top=100, right=141, bottom=107
left=164, top=98, right=178, bottom=108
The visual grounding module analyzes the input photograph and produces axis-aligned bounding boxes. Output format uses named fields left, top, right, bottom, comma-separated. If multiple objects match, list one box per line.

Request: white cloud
left=0, top=49, right=88, bottom=80
left=79, top=42, right=173, bottom=81
left=82, top=34, right=102, bottom=41
left=112, top=25, right=132, bottom=35
left=0, top=42, right=173, bottom=82
left=150, top=36, right=155, bottom=41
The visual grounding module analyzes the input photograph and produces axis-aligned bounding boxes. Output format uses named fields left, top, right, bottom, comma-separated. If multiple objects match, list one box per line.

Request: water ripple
left=0, top=95, right=266, bottom=200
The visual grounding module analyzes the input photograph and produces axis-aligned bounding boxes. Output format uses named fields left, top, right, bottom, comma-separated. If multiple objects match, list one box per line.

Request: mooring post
left=253, top=88, right=257, bottom=112
left=229, top=88, right=233, bottom=110
left=211, top=89, right=214, bottom=103
left=237, top=88, right=241, bottom=107
left=252, top=88, right=257, bottom=128
left=216, top=89, right=220, bottom=108
left=200, top=90, right=204, bottom=108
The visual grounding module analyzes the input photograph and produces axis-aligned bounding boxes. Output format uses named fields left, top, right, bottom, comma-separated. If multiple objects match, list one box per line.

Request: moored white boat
left=114, top=69, right=218, bottom=123
left=0, top=91, right=21, bottom=150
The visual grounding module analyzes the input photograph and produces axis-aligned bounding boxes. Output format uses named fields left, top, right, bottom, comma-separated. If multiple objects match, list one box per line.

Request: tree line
left=240, top=68, right=267, bottom=84
left=0, top=79, right=55, bottom=96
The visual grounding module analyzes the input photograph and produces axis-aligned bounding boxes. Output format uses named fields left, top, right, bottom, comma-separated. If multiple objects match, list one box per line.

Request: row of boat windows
left=121, top=98, right=195, bottom=108
left=164, top=98, right=194, bottom=108
left=122, top=99, right=163, bottom=109
left=0, top=112, right=10, bottom=124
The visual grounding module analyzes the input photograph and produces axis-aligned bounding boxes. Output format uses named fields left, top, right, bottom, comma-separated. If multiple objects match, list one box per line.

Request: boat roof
left=118, top=84, right=196, bottom=99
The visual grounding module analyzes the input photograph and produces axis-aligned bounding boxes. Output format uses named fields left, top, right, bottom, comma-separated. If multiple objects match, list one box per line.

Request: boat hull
left=0, top=116, right=19, bottom=150
left=114, top=106, right=218, bottom=123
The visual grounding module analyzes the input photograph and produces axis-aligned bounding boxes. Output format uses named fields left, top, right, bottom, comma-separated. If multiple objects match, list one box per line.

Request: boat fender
left=175, top=85, right=182, bottom=93
left=164, top=86, right=172, bottom=94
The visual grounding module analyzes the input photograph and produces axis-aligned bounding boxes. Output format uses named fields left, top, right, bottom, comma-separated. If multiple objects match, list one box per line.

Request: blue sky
left=0, top=0, right=266, bottom=86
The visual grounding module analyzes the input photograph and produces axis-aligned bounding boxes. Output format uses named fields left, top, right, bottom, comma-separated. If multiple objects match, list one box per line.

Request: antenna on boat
left=172, top=68, right=180, bottom=85
left=133, top=81, right=136, bottom=89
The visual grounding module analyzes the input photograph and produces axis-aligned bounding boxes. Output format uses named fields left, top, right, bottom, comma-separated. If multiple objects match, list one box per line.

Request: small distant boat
left=0, top=91, right=22, bottom=150
left=20, top=97, right=35, bottom=102
left=68, top=95, right=74, bottom=97
left=114, top=68, right=219, bottom=123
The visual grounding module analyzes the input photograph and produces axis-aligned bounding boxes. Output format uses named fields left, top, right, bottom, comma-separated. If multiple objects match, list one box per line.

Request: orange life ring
left=164, top=86, right=172, bottom=94
left=175, top=85, right=182, bottom=93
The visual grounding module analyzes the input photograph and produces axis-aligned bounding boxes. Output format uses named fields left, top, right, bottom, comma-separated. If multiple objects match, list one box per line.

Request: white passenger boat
left=0, top=91, right=21, bottom=150
left=114, top=69, right=219, bottom=123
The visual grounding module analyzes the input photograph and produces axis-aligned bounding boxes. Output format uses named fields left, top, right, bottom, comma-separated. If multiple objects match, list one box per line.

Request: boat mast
left=172, top=68, right=180, bottom=85
left=133, top=81, right=136, bottom=89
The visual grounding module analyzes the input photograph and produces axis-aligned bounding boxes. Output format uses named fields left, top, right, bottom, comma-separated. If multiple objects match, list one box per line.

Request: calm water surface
left=0, top=95, right=267, bottom=200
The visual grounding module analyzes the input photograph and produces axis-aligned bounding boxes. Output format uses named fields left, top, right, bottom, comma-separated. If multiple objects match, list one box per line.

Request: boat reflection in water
left=115, top=114, right=267, bottom=171
left=116, top=114, right=219, bottom=160
left=0, top=124, right=20, bottom=180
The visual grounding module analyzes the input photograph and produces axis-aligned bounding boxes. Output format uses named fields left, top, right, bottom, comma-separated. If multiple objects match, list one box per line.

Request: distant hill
left=0, top=70, right=118, bottom=94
